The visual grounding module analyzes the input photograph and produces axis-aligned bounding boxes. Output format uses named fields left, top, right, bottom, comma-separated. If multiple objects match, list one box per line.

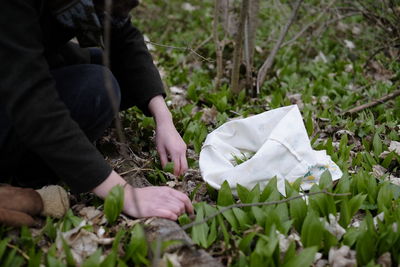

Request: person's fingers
left=157, top=146, right=168, bottom=168
left=168, top=188, right=194, bottom=214
left=156, top=209, right=178, bottom=221
left=0, top=207, right=38, bottom=227
left=179, top=154, right=188, bottom=176
left=169, top=153, right=181, bottom=176
left=0, top=187, right=43, bottom=215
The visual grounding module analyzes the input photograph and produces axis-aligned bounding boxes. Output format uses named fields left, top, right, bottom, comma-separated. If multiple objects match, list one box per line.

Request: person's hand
left=155, top=122, right=188, bottom=176
left=92, top=171, right=194, bottom=221
left=148, top=95, right=188, bottom=176
left=123, top=185, right=193, bottom=220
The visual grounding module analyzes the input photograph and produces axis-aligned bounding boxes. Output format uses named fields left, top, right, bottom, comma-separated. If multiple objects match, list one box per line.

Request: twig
left=256, top=0, right=304, bottom=94
left=119, top=167, right=170, bottom=177
left=281, top=0, right=336, bottom=48
left=102, top=0, right=129, bottom=159
left=6, top=243, right=30, bottom=261
left=345, top=89, right=400, bottom=115
left=144, top=41, right=214, bottom=62
left=180, top=190, right=350, bottom=231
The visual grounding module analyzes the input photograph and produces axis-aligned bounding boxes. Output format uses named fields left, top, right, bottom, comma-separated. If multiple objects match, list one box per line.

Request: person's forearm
left=148, top=95, right=173, bottom=126
left=92, top=170, right=127, bottom=199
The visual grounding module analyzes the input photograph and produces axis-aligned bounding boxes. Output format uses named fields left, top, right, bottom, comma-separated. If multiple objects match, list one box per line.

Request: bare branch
left=256, top=0, right=304, bottom=94
left=345, top=89, right=400, bottom=115
left=144, top=40, right=214, bottom=62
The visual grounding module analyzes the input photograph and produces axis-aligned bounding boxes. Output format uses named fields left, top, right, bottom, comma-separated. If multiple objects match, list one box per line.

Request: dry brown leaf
left=389, top=141, right=400, bottom=155
left=377, top=252, right=392, bottom=267
left=328, top=246, right=356, bottom=267
left=56, top=221, right=114, bottom=264
left=322, top=214, right=346, bottom=240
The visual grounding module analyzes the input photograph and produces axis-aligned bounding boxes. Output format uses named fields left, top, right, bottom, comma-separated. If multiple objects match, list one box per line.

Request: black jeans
left=0, top=48, right=121, bottom=188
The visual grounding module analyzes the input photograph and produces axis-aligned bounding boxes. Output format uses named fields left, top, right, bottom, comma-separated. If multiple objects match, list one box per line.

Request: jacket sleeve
left=109, top=20, right=166, bottom=114
left=0, top=0, right=112, bottom=193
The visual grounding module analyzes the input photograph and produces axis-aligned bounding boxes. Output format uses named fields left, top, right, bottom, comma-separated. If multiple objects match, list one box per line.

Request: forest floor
left=1, top=0, right=400, bottom=266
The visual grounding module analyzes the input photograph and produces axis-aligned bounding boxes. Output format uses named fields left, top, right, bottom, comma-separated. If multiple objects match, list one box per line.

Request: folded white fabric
left=199, top=105, right=342, bottom=195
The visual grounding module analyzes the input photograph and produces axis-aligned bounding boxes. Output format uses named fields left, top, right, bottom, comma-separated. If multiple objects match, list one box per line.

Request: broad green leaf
left=207, top=218, right=218, bottom=247
left=100, top=252, right=117, bottom=267
left=178, top=213, right=190, bottom=226
left=233, top=207, right=251, bottom=229
left=124, top=224, right=148, bottom=265
left=283, top=246, right=318, bottom=267
left=217, top=181, right=235, bottom=206
left=319, top=170, right=333, bottom=189
left=82, top=249, right=102, bottom=267
left=239, top=232, right=257, bottom=254
left=219, top=206, right=239, bottom=232
left=104, top=185, right=124, bottom=224
left=0, top=237, right=10, bottom=261
left=289, top=195, right=308, bottom=232
left=356, top=230, right=376, bottom=265
left=191, top=205, right=208, bottom=247
left=377, top=183, right=393, bottom=212
left=217, top=214, right=230, bottom=246
left=163, top=162, right=174, bottom=173
left=61, top=237, right=75, bottom=267
left=237, top=184, right=250, bottom=204
left=252, top=206, right=266, bottom=226
left=260, top=177, right=278, bottom=202
left=373, top=132, right=383, bottom=156
left=301, top=211, right=323, bottom=248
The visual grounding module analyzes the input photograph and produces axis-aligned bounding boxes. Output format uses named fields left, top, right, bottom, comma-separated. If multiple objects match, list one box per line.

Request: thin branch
left=180, top=190, right=350, bottom=231
left=119, top=167, right=170, bottom=176
left=102, top=0, right=128, bottom=158
left=345, top=89, right=400, bottom=115
left=256, top=0, right=304, bottom=94
left=144, top=41, right=214, bottom=62
left=282, top=0, right=336, bottom=48
left=7, top=243, right=30, bottom=261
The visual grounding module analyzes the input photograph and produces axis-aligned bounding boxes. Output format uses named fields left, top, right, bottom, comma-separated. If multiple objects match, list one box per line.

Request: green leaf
left=207, top=218, right=218, bottom=247
left=373, top=132, right=383, bottom=156
left=104, top=185, right=124, bottom=224
left=239, top=232, right=257, bottom=254
left=217, top=180, right=235, bottom=206
left=217, top=214, right=230, bottom=246
left=377, top=183, right=393, bottom=212
left=100, top=252, right=117, bottom=267
left=82, top=249, right=102, bottom=267
left=61, top=237, right=76, bottom=267
left=282, top=247, right=318, bottom=267
left=125, top=225, right=148, bottom=265
left=178, top=213, right=191, bottom=226
left=252, top=206, right=266, bottom=226
left=356, top=230, right=376, bottom=265
left=0, top=237, right=10, bottom=261
left=260, top=177, right=279, bottom=202
left=191, top=205, right=208, bottom=248
left=289, top=195, right=308, bottom=232
left=163, top=162, right=174, bottom=173
left=237, top=184, right=250, bottom=204
left=301, top=211, right=323, bottom=248
left=219, top=206, right=239, bottom=232
left=233, top=207, right=251, bottom=229
left=319, top=170, right=333, bottom=189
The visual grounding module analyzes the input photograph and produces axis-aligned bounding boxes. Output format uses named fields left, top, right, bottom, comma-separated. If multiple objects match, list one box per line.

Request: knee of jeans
left=89, top=65, right=121, bottom=117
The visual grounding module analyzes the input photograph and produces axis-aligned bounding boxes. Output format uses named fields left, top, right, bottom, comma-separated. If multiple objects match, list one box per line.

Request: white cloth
left=199, top=105, right=342, bottom=195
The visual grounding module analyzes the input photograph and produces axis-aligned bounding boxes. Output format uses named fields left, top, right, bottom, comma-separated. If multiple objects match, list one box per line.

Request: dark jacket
left=0, top=0, right=165, bottom=193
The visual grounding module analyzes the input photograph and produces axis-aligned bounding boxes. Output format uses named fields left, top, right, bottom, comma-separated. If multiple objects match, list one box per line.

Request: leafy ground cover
left=1, top=0, right=400, bottom=266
